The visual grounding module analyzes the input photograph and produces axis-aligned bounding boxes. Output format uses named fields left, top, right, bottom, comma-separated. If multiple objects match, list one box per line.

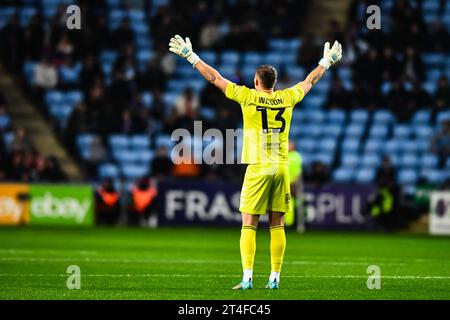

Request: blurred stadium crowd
left=0, top=0, right=449, bottom=202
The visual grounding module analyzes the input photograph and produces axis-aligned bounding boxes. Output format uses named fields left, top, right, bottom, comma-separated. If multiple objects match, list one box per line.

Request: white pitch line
left=0, top=257, right=405, bottom=266
left=0, top=273, right=450, bottom=280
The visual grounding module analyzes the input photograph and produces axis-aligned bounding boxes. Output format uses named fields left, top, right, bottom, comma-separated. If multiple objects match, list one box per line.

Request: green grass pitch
left=1, top=226, right=450, bottom=300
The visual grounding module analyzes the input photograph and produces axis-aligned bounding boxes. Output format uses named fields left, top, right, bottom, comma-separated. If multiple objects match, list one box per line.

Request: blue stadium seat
left=327, top=109, right=346, bottom=124
left=369, top=124, right=388, bottom=139
left=318, top=137, right=337, bottom=152
left=221, top=51, right=240, bottom=65
left=109, top=135, right=130, bottom=149
left=385, top=139, right=401, bottom=155
left=421, top=154, right=439, bottom=169
left=268, top=38, right=289, bottom=51
left=98, top=163, right=120, bottom=179
left=361, top=154, right=381, bottom=167
left=131, top=135, right=150, bottom=149
left=65, top=91, right=84, bottom=105
left=139, top=150, right=155, bottom=163
left=114, top=150, right=140, bottom=163
left=341, top=153, right=359, bottom=168
left=287, top=39, right=301, bottom=51
left=345, top=123, right=365, bottom=137
left=355, top=168, right=376, bottom=183
left=437, top=110, right=450, bottom=124
left=198, top=51, right=217, bottom=65
left=242, top=66, right=257, bottom=83
left=121, top=164, right=149, bottom=180
left=421, top=169, right=446, bottom=185
left=77, top=134, right=96, bottom=150
left=333, top=167, right=354, bottom=182
left=397, top=169, right=418, bottom=185
left=400, top=154, right=419, bottom=168
left=415, top=138, right=431, bottom=153
left=305, top=110, right=325, bottom=123
left=243, top=52, right=263, bottom=66
left=393, top=125, right=411, bottom=140
left=141, top=92, right=153, bottom=108
left=298, top=124, right=321, bottom=137
left=155, top=134, right=174, bottom=149
left=137, top=50, right=154, bottom=66
left=399, top=140, right=419, bottom=154
left=45, top=91, right=64, bottom=106
left=129, top=9, right=145, bottom=21
left=199, top=107, right=216, bottom=121
left=315, top=152, right=334, bottom=166
left=364, top=139, right=383, bottom=154
left=3, top=132, right=14, bottom=150
left=342, top=138, right=360, bottom=153
left=286, top=66, right=305, bottom=80
left=265, top=52, right=283, bottom=68
left=296, top=138, right=316, bottom=153
left=373, top=110, right=394, bottom=124
left=415, top=125, right=433, bottom=140
left=350, top=109, right=369, bottom=123
left=218, top=65, right=237, bottom=79
left=106, top=0, right=121, bottom=8
left=321, top=123, right=343, bottom=137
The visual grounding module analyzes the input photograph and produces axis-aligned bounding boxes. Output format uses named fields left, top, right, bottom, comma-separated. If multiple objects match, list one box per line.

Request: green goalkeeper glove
left=318, top=40, right=342, bottom=70
left=168, top=34, right=200, bottom=67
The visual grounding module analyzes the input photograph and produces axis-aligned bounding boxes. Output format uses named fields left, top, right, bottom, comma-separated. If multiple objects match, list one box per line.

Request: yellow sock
left=240, top=225, right=257, bottom=274
left=270, top=225, right=286, bottom=273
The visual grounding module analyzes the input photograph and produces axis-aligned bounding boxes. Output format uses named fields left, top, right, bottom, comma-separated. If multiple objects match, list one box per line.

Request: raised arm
left=298, top=40, right=342, bottom=95
left=169, top=35, right=229, bottom=93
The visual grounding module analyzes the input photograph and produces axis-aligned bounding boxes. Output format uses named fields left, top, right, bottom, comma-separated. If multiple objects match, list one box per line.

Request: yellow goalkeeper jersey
left=225, top=82, right=305, bottom=164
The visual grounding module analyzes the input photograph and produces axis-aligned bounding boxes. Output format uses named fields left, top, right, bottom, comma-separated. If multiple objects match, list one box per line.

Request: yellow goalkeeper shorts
left=239, top=163, right=291, bottom=215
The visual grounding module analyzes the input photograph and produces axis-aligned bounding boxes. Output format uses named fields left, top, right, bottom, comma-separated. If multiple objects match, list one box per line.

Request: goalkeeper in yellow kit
left=169, top=35, right=342, bottom=290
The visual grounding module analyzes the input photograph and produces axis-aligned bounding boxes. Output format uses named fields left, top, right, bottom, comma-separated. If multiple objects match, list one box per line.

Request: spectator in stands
left=40, top=156, right=67, bottom=182
left=199, top=20, right=220, bottom=49
left=86, top=14, right=110, bottom=54
left=0, top=13, right=24, bottom=73
left=80, top=55, right=103, bottom=93
left=34, top=56, right=58, bottom=90
left=95, top=178, right=121, bottom=226
left=304, top=161, right=330, bottom=186
left=115, top=109, right=146, bottom=134
left=435, top=76, right=450, bottom=110
left=85, top=136, right=107, bottom=178
left=151, top=146, right=173, bottom=180
left=410, top=80, right=432, bottom=108
left=380, top=46, right=401, bottom=82
left=66, top=103, right=89, bottom=153
left=326, top=77, right=349, bottom=109
left=401, top=47, right=424, bottom=82
left=23, top=14, right=44, bottom=61
left=111, top=18, right=134, bottom=50
left=296, top=32, right=320, bottom=70
left=9, top=150, right=28, bottom=181
left=372, top=156, right=400, bottom=230
left=55, top=33, right=75, bottom=60
left=11, top=127, right=33, bottom=153
left=138, top=58, right=167, bottom=92
left=173, top=87, right=200, bottom=120
left=376, top=156, right=397, bottom=187
left=431, top=120, right=450, bottom=167
left=150, top=89, right=167, bottom=122
left=386, top=81, right=408, bottom=120
left=429, top=20, right=450, bottom=52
